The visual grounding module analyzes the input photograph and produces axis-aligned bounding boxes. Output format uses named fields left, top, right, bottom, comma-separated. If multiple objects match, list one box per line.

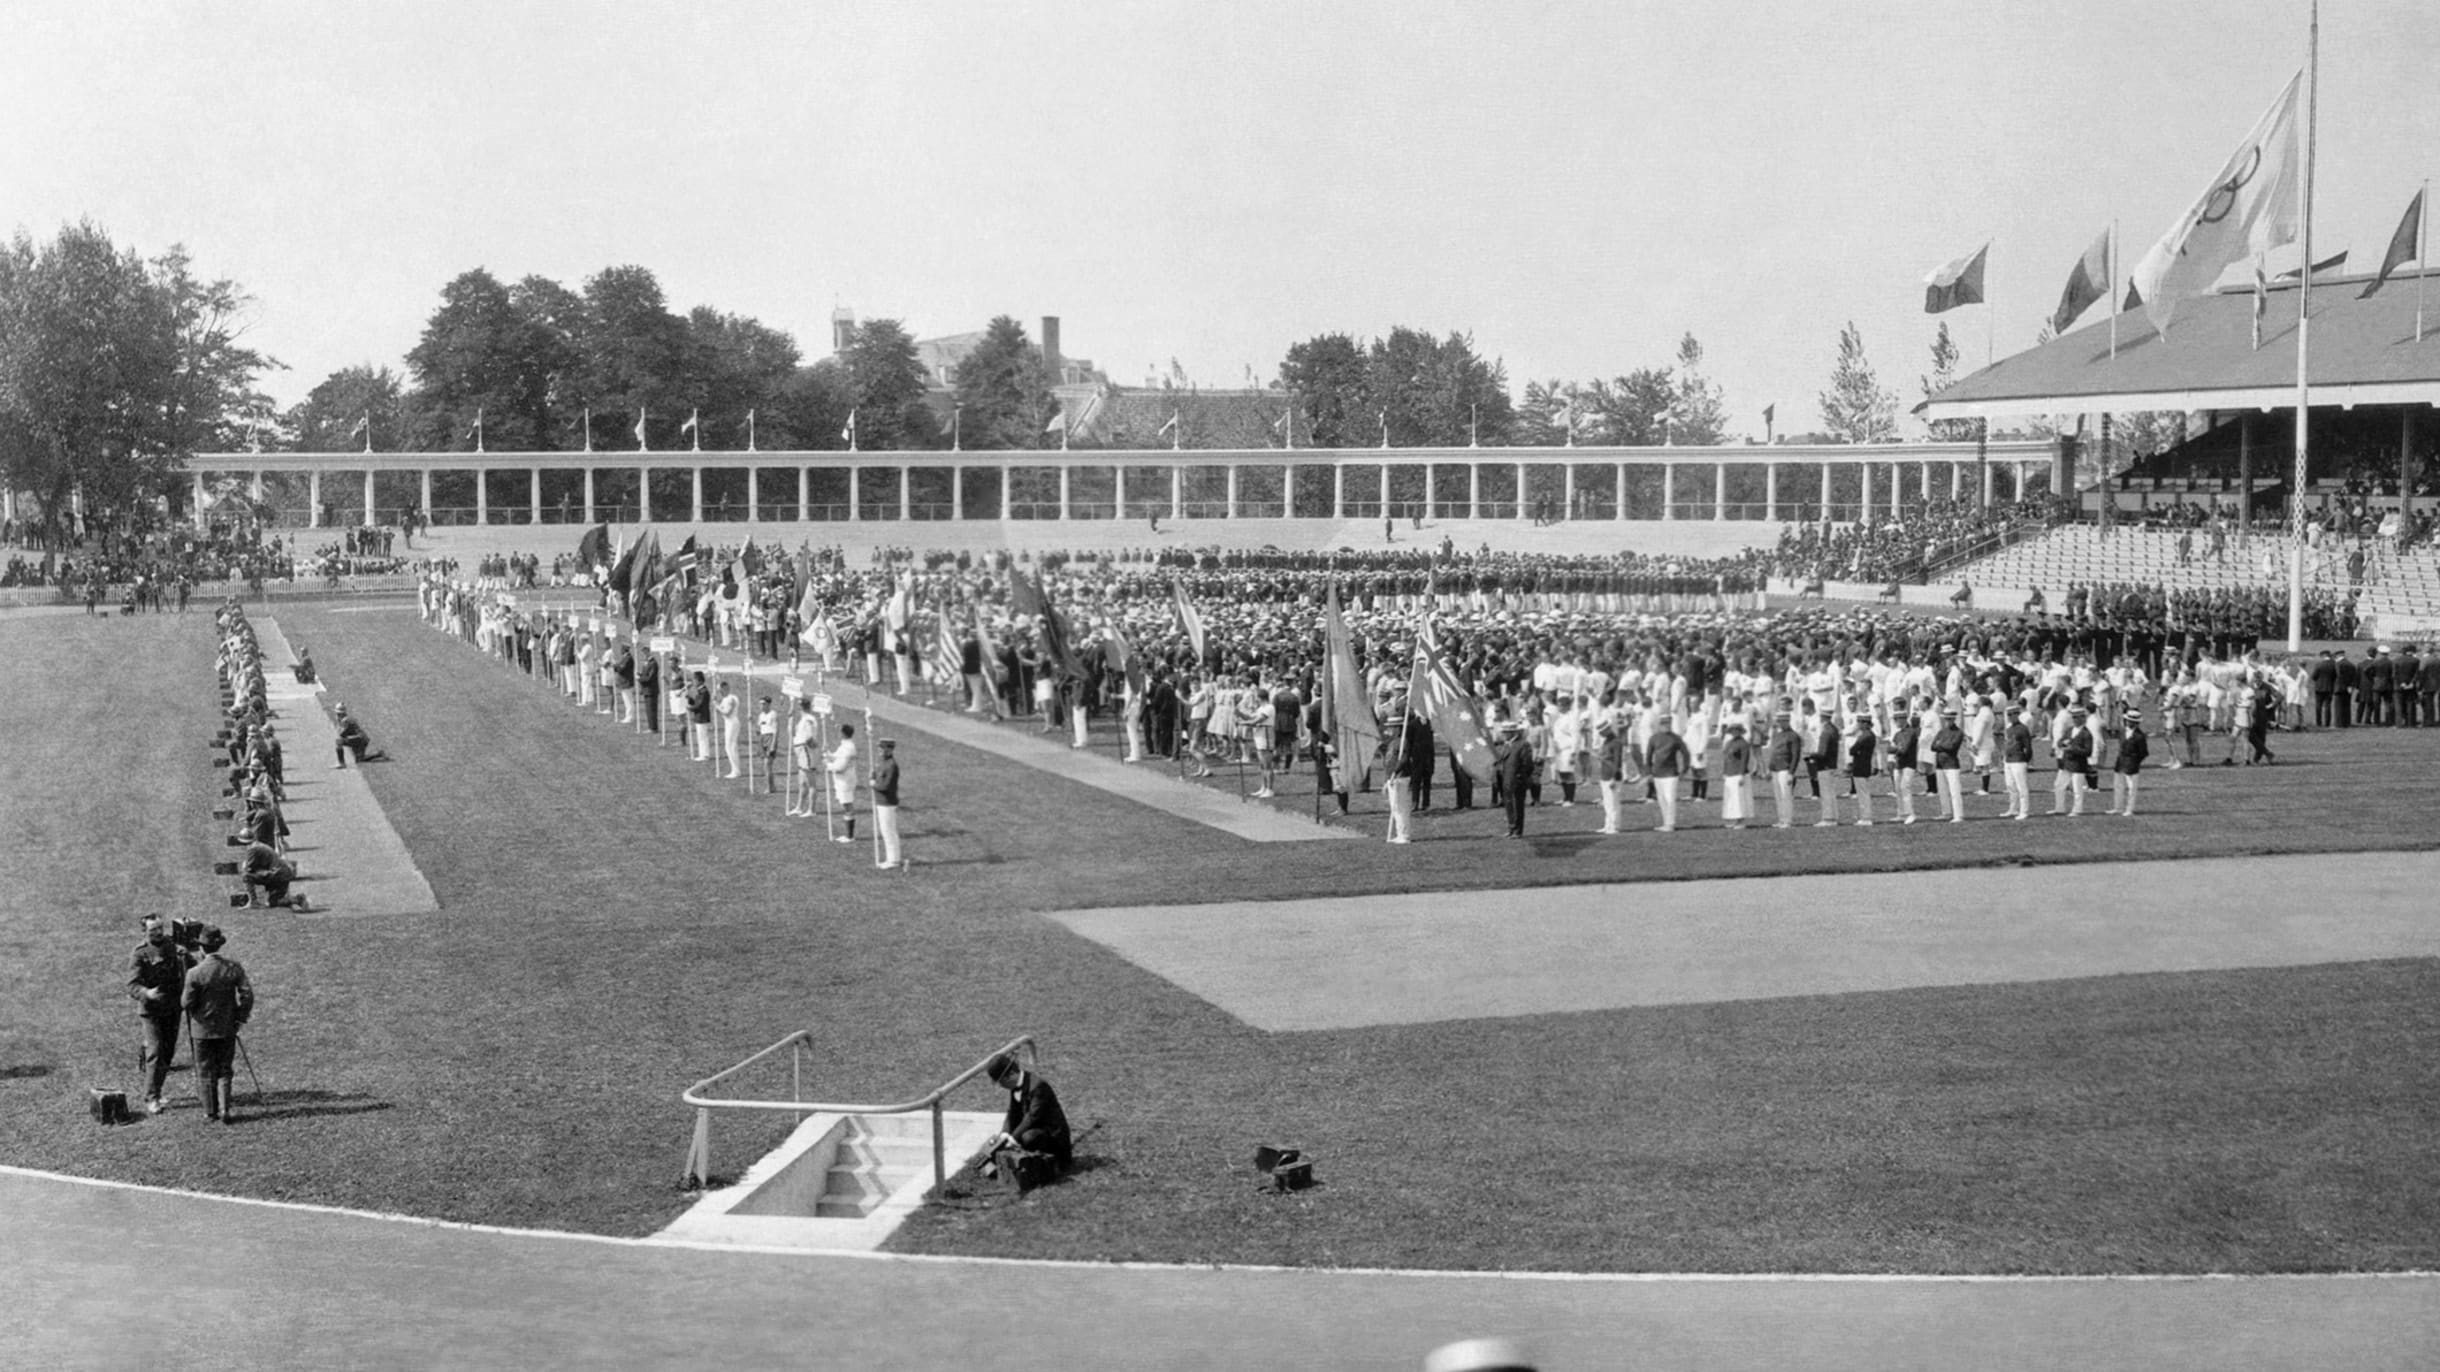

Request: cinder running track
left=4, top=1170, right=2433, bottom=1370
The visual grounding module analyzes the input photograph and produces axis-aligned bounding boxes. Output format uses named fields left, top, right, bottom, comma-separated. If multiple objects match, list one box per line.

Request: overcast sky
left=5, top=1, right=2434, bottom=434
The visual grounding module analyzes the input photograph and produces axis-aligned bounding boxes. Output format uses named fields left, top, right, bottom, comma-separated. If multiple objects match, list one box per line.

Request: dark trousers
left=2333, top=689, right=2350, bottom=727
left=1503, top=786, right=1527, bottom=836
left=1449, top=753, right=1473, bottom=809
left=139, top=1014, right=179, bottom=1100
left=2314, top=689, right=2332, bottom=727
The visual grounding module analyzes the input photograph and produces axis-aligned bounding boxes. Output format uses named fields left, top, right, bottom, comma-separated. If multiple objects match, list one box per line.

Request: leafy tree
left=1279, top=333, right=1370, bottom=447
left=577, top=265, right=689, bottom=448
left=1818, top=320, right=1897, bottom=443
left=1919, top=321, right=1976, bottom=441
left=0, top=222, right=273, bottom=548
left=1370, top=327, right=1512, bottom=448
left=763, top=360, right=857, bottom=450
left=1668, top=332, right=1727, bottom=445
left=287, top=364, right=408, bottom=451
left=680, top=307, right=801, bottom=448
left=1513, top=379, right=1578, bottom=446
left=1581, top=368, right=1677, bottom=445
left=404, top=268, right=525, bottom=449
left=506, top=274, right=585, bottom=448
left=949, top=315, right=1054, bottom=449
left=836, top=319, right=936, bottom=449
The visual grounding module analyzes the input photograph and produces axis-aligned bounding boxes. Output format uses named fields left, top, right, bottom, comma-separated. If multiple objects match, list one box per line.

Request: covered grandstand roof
left=1920, top=268, right=2440, bottom=422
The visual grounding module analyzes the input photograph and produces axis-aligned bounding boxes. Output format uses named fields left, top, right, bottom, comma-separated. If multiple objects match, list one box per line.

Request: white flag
left=2129, top=72, right=2302, bottom=336
left=679, top=410, right=699, bottom=435
left=634, top=407, right=649, bottom=449
left=841, top=408, right=857, bottom=441
left=347, top=414, right=368, bottom=439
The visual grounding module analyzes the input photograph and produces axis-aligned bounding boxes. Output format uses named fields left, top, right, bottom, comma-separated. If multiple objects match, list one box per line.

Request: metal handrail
left=680, top=1030, right=1036, bottom=1192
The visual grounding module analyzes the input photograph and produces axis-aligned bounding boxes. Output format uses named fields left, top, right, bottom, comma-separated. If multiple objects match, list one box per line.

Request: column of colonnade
left=177, top=451, right=2038, bottom=534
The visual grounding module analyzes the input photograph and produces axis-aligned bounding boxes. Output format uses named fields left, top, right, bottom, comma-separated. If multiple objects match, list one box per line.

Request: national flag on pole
left=1156, top=413, right=1179, bottom=439
left=1409, top=617, right=1494, bottom=787
left=1923, top=241, right=1990, bottom=314
left=467, top=409, right=484, bottom=440
left=929, top=605, right=963, bottom=687
left=1102, top=620, right=1144, bottom=696
left=841, top=409, right=857, bottom=446
left=1043, top=408, right=1066, bottom=435
left=973, top=605, right=1006, bottom=693
left=1009, top=569, right=1083, bottom=681
left=634, top=407, right=650, bottom=450
left=347, top=413, right=368, bottom=440
left=1761, top=403, right=1775, bottom=428
left=885, top=576, right=913, bottom=637
left=629, top=533, right=663, bottom=628
left=2252, top=255, right=2269, bottom=349
left=1169, top=580, right=1207, bottom=665
left=680, top=409, right=699, bottom=439
left=739, top=534, right=763, bottom=579
left=1321, top=582, right=1379, bottom=795
left=2361, top=188, right=2424, bottom=298
left=2129, top=72, right=2303, bottom=335
left=673, top=535, right=700, bottom=586
left=2277, top=249, right=2347, bottom=281
left=2051, top=228, right=2112, bottom=336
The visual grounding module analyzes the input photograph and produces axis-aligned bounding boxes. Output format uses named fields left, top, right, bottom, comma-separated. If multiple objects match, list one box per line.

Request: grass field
left=2, top=599, right=2438, bottom=1273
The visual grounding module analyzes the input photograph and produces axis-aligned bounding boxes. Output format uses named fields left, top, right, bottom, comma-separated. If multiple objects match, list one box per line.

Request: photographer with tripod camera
left=181, top=926, right=253, bottom=1124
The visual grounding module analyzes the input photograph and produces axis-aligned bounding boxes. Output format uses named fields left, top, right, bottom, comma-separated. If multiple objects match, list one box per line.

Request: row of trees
left=0, top=222, right=277, bottom=546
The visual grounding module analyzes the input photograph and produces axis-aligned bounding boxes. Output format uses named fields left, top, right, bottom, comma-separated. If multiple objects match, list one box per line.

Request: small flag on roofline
left=2361, top=188, right=2424, bottom=299
left=1923, top=242, right=1989, bottom=314
left=2052, top=228, right=2111, bottom=336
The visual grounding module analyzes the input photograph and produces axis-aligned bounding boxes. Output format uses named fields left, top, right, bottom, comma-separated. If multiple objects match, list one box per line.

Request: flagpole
left=2288, top=0, right=2319, bottom=652
left=2419, top=178, right=2430, bottom=344
left=2108, top=220, right=2119, bottom=360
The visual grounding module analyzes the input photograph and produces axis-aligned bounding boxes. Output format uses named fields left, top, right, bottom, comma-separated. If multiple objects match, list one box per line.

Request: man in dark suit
left=2332, top=650, right=2356, bottom=729
left=2363, top=648, right=2394, bottom=727
left=2309, top=651, right=2336, bottom=728
left=2396, top=646, right=2423, bottom=727
left=981, top=1051, right=1071, bottom=1189
left=182, top=925, right=253, bottom=1124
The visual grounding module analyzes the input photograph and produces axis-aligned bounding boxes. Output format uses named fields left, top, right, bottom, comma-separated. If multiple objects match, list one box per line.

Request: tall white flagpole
left=2108, top=220, right=2119, bottom=360
left=2288, top=0, right=2319, bottom=651
left=2419, top=178, right=2430, bottom=344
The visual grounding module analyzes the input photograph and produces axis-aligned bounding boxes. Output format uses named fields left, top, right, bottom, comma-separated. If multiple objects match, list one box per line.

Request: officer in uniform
left=872, top=738, right=903, bottom=869
left=126, top=915, right=190, bottom=1115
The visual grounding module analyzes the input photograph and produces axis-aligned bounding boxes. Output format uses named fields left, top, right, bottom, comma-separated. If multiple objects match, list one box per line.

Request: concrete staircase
left=657, top=1107, right=1002, bottom=1252
left=810, top=1114, right=938, bottom=1218
left=2359, top=546, right=2440, bottom=637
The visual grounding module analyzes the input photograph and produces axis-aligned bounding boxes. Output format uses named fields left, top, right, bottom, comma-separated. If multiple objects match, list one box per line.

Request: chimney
left=1041, top=316, right=1062, bottom=384
left=831, top=306, right=856, bottom=355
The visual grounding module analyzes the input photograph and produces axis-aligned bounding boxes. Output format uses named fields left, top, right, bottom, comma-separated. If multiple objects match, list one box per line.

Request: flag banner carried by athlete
left=2129, top=72, right=2302, bottom=336
left=885, top=575, right=913, bottom=637
left=1923, top=241, right=1990, bottom=314
left=2051, top=228, right=2111, bottom=336
left=1008, top=566, right=1048, bottom=620
left=629, top=532, right=664, bottom=629
left=1009, top=569, right=1085, bottom=682
left=1322, top=582, right=1379, bottom=794
left=973, top=606, right=1007, bottom=693
left=2361, top=188, right=2424, bottom=298
left=575, top=523, right=611, bottom=578
left=609, top=529, right=646, bottom=599
left=739, top=534, right=763, bottom=578
left=1170, top=579, right=1207, bottom=665
left=929, top=605, right=963, bottom=687
left=1409, top=617, right=1494, bottom=786
left=1104, top=620, right=1143, bottom=696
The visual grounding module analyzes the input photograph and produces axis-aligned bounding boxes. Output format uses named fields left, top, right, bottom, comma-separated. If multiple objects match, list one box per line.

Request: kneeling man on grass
left=980, top=1051, right=1071, bottom=1190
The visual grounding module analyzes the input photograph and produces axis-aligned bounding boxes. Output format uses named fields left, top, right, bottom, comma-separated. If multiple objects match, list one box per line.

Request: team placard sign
left=809, top=692, right=834, bottom=717
left=649, top=636, right=676, bottom=653
left=781, top=675, right=806, bottom=700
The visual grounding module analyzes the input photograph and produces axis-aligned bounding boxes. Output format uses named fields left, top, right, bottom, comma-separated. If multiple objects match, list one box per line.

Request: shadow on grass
left=1, top=1064, right=55, bottom=1080
left=235, top=1088, right=395, bottom=1123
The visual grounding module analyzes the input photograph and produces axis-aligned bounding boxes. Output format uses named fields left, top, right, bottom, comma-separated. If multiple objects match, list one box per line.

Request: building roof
left=1920, top=268, right=2440, bottom=421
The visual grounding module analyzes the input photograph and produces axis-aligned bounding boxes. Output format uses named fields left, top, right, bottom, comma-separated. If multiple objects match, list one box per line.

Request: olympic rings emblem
left=2196, top=145, right=2262, bottom=226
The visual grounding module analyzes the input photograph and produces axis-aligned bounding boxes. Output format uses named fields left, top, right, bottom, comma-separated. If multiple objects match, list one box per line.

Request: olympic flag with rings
left=2129, top=71, right=2303, bottom=337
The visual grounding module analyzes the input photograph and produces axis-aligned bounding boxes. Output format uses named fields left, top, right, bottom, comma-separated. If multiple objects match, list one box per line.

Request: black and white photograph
left=3, top=2, right=2437, bottom=1367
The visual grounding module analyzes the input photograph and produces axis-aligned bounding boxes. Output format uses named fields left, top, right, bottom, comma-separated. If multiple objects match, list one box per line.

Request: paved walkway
left=255, top=617, right=438, bottom=918
left=1050, top=850, right=2440, bottom=1031
left=4, top=1170, right=2432, bottom=1371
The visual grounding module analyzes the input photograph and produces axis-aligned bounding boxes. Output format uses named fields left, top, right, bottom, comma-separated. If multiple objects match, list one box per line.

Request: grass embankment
left=0, top=602, right=2435, bottom=1271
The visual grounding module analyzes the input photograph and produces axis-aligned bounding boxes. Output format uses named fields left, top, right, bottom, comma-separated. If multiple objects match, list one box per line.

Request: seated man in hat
left=978, top=1051, right=1071, bottom=1189
left=332, top=704, right=388, bottom=768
